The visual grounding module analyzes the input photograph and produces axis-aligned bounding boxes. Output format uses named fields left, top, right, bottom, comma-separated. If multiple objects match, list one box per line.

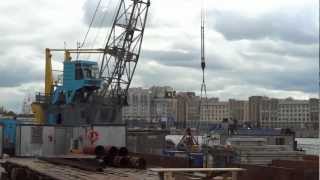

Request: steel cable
left=80, top=0, right=104, bottom=49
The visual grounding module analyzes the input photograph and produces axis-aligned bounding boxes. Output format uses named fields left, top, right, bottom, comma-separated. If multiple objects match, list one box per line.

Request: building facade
left=201, top=99, right=230, bottom=123
left=277, top=98, right=310, bottom=129
left=176, top=92, right=200, bottom=127
left=122, top=87, right=319, bottom=130
left=249, top=96, right=319, bottom=130
left=309, top=98, right=319, bottom=129
left=123, top=86, right=179, bottom=125
left=176, top=93, right=188, bottom=125
left=259, top=98, right=279, bottom=128
left=229, top=99, right=249, bottom=124
left=122, top=87, right=151, bottom=122
left=188, top=96, right=201, bottom=123
left=249, top=96, right=265, bottom=127
left=150, top=86, right=177, bottom=124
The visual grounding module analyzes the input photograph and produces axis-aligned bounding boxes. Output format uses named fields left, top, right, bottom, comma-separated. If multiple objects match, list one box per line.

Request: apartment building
left=122, top=87, right=151, bottom=122
left=277, top=98, right=310, bottom=129
left=229, top=99, right=249, bottom=124
left=201, top=98, right=230, bottom=123
left=150, top=86, right=177, bottom=123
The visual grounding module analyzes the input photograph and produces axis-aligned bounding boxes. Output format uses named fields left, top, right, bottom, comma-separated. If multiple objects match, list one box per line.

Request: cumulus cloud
left=140, top=35, right=317, bottom=95
left=82, top=0, right=118, bottom=28
left=249, top=40, right=319, bottom=59
left=132, top=59, right=317, bottom=101
left=206, top=85, right=315, bottom=101
left=142, top=48, right=232, bottom=71
left=0, top=61, right=42, bottom=87
left=0, top=0, right=86, bottom=111
left=210, top=5, right=319, bottom=44
left=0, top=82, right=43, bottom=111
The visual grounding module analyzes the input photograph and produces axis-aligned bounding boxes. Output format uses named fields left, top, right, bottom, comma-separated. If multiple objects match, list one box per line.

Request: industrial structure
left=31, top=0, right=151, bottom=125
left=199, top=0, right=208, bottom=128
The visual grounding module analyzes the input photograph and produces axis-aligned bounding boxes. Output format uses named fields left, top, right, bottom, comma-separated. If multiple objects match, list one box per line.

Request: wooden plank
left=150, top=168, right=245, bottom=172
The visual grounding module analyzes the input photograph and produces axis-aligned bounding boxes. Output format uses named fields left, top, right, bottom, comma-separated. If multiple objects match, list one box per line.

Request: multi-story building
left=151, top=98, right=177, bottom=123
left=309, top=98, right=319, bottom=129
left=229, top=99, right=249, bottom=124
left=176, top=92, right=199, bottom=127
left=149, top=86, right=175, bottom=98
left=123, top=87, right=319, bottom=130
left=260, top=98, right=279, bottom=128
left=248, top=96, right=319, bottom=129
left=122, top=87, right=151, bottom=122
left=187, top=96, right=200, bottom=122
left=176, top=93, right=188, bottom=124
left=201, top=99, right=230, bottom=123
left=249, top=96, right=265, bottom=127
left=277, top=98, right=310, bottom=129
left=177, top=92, right=195, bottom=122
left=150, top=86, right=177, bottom=123
left=123, top=86, right=179, bottom=125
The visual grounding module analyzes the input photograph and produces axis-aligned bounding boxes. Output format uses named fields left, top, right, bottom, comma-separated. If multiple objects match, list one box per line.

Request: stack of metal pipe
left=83, top=145, right=146, bottom=169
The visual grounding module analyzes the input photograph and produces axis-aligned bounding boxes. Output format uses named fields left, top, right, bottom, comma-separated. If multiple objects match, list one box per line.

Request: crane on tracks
left=32, top=0, right=151, bottom=125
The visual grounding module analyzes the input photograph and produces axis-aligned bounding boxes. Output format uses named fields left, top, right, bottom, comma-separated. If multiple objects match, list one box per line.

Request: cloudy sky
left=0, top=0, right=318, bottom=112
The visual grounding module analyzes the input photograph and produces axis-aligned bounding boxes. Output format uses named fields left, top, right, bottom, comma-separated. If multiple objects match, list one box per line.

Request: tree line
left=0, top=106, right=17, bottom=116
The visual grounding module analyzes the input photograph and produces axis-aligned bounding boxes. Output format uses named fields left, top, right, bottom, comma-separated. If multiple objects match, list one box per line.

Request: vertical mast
left=200, top=0, right=209, bottom=168
left=201, top=1, right=206, bottom=72
left=200, top=0, right=207, bottom=126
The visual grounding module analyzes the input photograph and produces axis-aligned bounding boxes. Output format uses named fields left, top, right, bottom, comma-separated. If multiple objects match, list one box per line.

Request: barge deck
left=1, top=158, right=159, bottom=180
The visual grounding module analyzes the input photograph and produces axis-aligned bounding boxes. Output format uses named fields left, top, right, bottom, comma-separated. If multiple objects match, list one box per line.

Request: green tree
left=0, top=106, right=17, bottom=117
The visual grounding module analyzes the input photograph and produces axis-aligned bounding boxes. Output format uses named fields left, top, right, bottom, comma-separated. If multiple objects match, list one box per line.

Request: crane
left=177, top=0, right=207, bottom=154
left=200, top=0, right=208, bottom=128
left=32, top=0, right=151, bottom=125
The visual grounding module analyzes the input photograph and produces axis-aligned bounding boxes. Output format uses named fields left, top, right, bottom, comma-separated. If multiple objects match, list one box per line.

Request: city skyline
left=9, top=85, right=320, bottom=114
left=16, top=85, right=319, bottom=132
left=121, top=86, right=319, bottom=130
left=122, top=86, right=318, bottom=101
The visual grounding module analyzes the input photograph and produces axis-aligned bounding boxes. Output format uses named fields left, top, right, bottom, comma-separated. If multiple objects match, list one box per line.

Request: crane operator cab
left=52, top=60, right=102, bottom=105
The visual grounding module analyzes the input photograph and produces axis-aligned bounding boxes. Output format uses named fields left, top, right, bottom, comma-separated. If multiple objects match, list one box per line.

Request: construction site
left=0, top=0, right=318, bottom=180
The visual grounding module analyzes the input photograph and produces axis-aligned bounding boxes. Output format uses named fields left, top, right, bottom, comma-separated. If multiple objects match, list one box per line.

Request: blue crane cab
left=52, top=60, right=102, bottom=104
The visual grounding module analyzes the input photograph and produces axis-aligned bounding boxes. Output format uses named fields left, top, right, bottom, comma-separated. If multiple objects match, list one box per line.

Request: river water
left=296, top=138, right=320, bottom=155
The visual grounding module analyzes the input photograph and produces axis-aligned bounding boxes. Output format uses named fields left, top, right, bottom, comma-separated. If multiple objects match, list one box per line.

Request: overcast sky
left=0, top=0, right=319, bottom=112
